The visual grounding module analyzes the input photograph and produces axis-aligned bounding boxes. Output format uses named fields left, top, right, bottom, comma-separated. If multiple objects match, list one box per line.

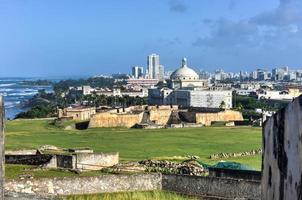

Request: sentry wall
left=162, top=175, right=261, bottom=199
left=5, top=173, right=261, bottom=199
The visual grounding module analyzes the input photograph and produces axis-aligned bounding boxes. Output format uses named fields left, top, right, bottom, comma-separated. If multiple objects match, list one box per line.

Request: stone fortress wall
left=89, top=112, right=144, bottom=128
left=88, top=105, right=244, bottom=128
left=195, top=110, right=244, bottom=126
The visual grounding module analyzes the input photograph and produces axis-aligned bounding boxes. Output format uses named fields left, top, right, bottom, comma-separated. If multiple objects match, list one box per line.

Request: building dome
left=170, top=58, right=199, bottom=80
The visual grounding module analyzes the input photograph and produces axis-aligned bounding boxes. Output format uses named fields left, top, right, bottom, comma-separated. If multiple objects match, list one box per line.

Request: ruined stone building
left=58, top=106, right=96, bottom=121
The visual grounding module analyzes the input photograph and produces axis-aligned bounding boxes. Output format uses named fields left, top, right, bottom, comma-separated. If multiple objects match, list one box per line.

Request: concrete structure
left=5, top=174, right=162, bottom=196
left=58, top=106, right=96, bottom=121
left=257, top=88, right=301, bottom=100
left=5, top=173, right=260, bottom=199
left=148, top=88, right=174, bottom=105
left=127, top=78, right=159, bottom=88
left=131, top=66, right=144, bottom=78
left=0, top=96, right=4, bottom=200
left=173, top=89, right=232, bottom=109
left=82, top=85, right=91, bottom=95
left=149, top=88, right=232, bottom=108
left=89, top=110, right=145, bottom=128
left=262, top=95, right=302, bottom=199
left=163, top=175, right=260, bottom=199
left=89, top=88, right=149, bottom=98
left=5, top=151, right=119, bottom=171
left=89, top=105, right=178, bottom=128
left=147, top=53, right=163, bottom=80
left=89, top=105, right=243, bottom=128
left=148, top=58, right=232, bottom=108
left=195, top=110, right=243, bottom=126
left=159, top=65, right=165, bottom=81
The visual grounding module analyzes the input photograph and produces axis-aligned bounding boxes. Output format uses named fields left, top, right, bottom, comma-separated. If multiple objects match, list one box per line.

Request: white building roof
left=170, top=58, right=199, bottom=80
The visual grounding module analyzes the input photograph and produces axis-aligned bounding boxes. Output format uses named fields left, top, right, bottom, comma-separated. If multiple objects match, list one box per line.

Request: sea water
left=0, top=77, right=53, bottom=119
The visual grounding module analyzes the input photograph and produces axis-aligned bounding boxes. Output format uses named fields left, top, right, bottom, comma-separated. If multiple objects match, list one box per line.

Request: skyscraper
left=159, top=65, right=165, bottom=81
left=147, top=54, right=162, bottom=80
left=132, top=66, right=144, bottom=78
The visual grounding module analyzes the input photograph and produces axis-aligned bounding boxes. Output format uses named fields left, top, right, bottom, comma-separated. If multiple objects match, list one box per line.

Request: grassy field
left=64, top=191, right=197, bottom=200
left=5, top=119, right=262, bottom=170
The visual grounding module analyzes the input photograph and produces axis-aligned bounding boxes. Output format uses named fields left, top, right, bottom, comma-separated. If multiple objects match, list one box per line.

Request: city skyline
left=1, top=0, right=302, bottom=77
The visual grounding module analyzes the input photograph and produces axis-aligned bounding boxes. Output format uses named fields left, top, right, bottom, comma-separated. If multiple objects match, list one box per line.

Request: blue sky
left=1, top=0, right=302, bottom=77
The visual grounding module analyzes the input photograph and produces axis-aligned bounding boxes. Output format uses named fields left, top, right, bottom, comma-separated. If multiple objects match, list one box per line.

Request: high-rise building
left=147, top=53, right=161, bottom=80
left=159, top=65, right=165, bottom=81
left=132, top=66, right=144, bottom=78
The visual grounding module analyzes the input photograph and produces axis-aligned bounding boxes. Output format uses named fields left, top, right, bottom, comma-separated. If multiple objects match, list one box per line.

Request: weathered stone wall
left=178, top=111, right=196, bottom=123
left=149, top=109, right=172, bottom=125
left=162, top=175, right=261, bottom=199
left=208, top=168, right=261, bottom=181
left=76, top=152, right=119, bottom=170
left=5, top=150, right=37, bottom=155
left=5, top=155, right=53, bottom=166
left=5, top=153, right=118, bottom=171
left=262, top=96, right=302, bottom=200
left=5, top=173, right=263, bottom=199
left=5, top=192, right=57, bottom=200
left=89, top=112, right=144, bottom=128
left=196, top=110, right=243, bottom=126
left=5, top=174, right=162, bottom=195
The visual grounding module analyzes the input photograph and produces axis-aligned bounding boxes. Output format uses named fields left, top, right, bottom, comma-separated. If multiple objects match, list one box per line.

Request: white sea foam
left=0, top=83, right=15, bottom=87
left=0, top=88, right=14, bottom=92
left=4, top=101, right=21, bottom=108
left=9, top=92, right=37, bottom=96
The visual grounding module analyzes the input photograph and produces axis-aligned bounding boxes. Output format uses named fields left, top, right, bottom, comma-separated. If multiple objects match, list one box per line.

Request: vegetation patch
left=5, top=119, right=262, bottom=180
left=63, top=191, right=198, bottom=200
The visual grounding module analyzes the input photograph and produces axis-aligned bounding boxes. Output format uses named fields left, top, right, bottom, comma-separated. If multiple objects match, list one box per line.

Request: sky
left=1, top=0, right=302, bottom=77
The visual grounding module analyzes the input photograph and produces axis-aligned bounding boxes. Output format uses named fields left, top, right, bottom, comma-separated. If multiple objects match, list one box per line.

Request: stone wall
left=5, top=174, right=162, bottom=196
left=5, top=173, right=262, bottom=199
left=88, top=106, right=243, bottom=128
left=6, top=153, right=118, bottom=171
left=76, top=152, right=119, bottom=170
left=162, top=175, right=261, bottom=199
left=89, top=112, right=144, bottom=128
left=5, top=150, right=37, bottom=155
left=208, top=168, right=261, bottom=181
left=195, top=110, right=243, bottom=126
left=262, top=96, right=302, bottom=199
left=178, top=111, right=196, bottom=123
left=149, top=109, right=172, bottom=125
left=5, top=155, right=53, bottom=166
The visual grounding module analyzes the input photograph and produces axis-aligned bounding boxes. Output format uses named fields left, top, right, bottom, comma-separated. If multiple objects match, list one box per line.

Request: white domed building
left=169, top=58, right=207, bottom=89
left=148, top=58, right=232, bottom=109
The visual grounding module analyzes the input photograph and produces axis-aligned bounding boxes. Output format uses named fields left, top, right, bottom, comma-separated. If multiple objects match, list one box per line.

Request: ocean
left=0, top=77, right=53, bottom=119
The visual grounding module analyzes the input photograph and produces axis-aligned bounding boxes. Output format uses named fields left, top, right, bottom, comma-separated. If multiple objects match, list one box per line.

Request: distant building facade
left=132, top=66, right=144, bottom=78
left=148, top=58, right=232, bottom=109
left=127, top=78, right=159, bottom=88
left=149, top=88, right=232, bottom=108
left=147, top=53, right=164, bottom=81
left=58, top=106, right=96, bottom=121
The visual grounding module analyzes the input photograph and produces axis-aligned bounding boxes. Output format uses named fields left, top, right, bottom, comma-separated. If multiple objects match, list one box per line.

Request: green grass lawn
left=63, top=191, right=197, bottom=200
left=5, top=119, right=262, bottom=170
